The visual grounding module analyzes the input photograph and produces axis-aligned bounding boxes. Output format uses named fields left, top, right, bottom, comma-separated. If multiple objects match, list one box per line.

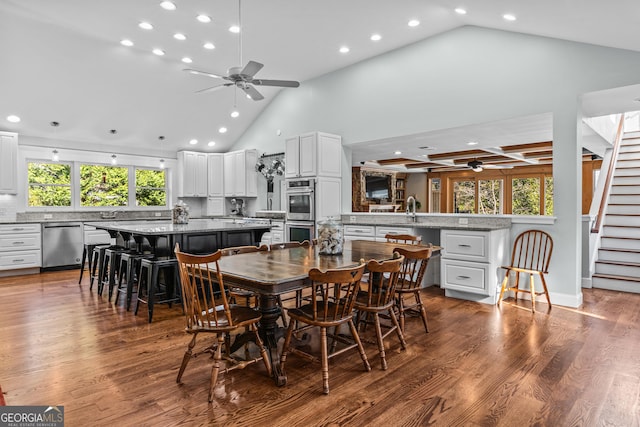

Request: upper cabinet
left=223, top=149, right=258, bottom=197
left=177, top=151, right=208, bottom=197
left=285, top=132, right=342, bottom=178
left=0, top=132, right=18, bottom=194
left=207, top=153, right=224, bottom=197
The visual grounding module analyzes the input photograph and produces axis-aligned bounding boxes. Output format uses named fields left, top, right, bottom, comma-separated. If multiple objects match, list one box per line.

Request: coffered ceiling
left=1, top=1, right=640, bottom=157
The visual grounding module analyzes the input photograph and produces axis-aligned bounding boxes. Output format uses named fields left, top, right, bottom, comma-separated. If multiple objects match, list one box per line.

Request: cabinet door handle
left=456, top=275, right=471, bottom=280
left=12, top=241, right=25, bottom=245
left=12, top=259, right=25, bottom=262
left=458, top=244, right=471, bottom=247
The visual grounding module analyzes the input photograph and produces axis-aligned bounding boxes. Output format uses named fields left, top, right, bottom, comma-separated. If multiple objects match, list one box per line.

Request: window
left=453, top=180, right=475, bottom=213
left=544, top=176, right=553, bottom=216
left=478, top=179, right=503, bottom=214
left=28, top=162, right=72, bottom=207
left=135, top=168, right=166, bottom=206
left=512, top=177, right=540, bottom=215
left=80, top=165, right=128, bottom=207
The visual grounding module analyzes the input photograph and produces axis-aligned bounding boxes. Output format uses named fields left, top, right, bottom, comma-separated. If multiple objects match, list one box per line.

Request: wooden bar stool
left=135, top=257, right=180, bottom=323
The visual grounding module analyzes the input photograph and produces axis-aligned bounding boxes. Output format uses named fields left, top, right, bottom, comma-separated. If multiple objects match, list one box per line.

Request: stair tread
left=602, top=236, right=640, bottom=240
left=603, top=224, right=640, bottom=228
left=599, top=247, right=640, bottom=253
left=605, top=213, right=640, bottom=216
left=596, top=259, right=640, bottom=267
left=592, top=273, right=640, bottom=282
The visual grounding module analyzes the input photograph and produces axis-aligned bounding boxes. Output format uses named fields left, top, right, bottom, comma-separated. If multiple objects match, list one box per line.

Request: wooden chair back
left=219, top=245, right=262, bottom=256
left=362, top=254, right=405, bottom=308
left=393, top=246, right=433, bottom=291
left=509, top=230, right=553, bottom=273
left=174, top=244, right=232, bottom=330
left=259, top=240, right=311, bottom=251
left=306, top=264, right=366, bottom=323
left=385, top=233, right=422, bottom=245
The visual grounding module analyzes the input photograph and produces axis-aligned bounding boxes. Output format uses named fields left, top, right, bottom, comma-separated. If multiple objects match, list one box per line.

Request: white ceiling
left=2, top=0, right=640, bottom=158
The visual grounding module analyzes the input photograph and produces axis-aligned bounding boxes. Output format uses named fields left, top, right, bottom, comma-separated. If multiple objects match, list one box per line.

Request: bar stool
left=79, top=243, right=109, bottom=285
left=114, top=252, right=154, bottom=310
left=135, top=257, right=180, bottom=323
left=89, top=245, right=117, bottom=291
left=98, top=246, right=130, bottom=299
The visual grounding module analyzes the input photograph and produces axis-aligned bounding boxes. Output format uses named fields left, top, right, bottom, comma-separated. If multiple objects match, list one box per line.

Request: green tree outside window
left=136, top=168, right=166, bottom=206
left=80, top=165, right=128, bottom=207
left=512, top=177, right=540, bottom=215
left=28, top=162, right=72, bottom=207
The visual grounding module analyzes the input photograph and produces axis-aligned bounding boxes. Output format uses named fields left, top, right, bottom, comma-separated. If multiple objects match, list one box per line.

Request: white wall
left=231, top=26, right=640, bottom=307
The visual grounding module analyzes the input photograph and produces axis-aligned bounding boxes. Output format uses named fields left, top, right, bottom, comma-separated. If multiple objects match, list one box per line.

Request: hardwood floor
left=1, top=270, right=639, bottom=426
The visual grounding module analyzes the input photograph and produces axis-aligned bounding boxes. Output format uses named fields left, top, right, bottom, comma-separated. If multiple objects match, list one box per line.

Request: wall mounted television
left=365, top=174, right=392, bottom=200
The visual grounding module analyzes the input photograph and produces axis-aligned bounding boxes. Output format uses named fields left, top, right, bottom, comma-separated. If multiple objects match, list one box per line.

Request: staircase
left=593, top=135, right=640, bottom=292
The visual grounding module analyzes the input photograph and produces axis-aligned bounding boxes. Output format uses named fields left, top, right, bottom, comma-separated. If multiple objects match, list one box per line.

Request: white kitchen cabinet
left=270, top=220, right=285, bottom=243
left=315, top=177, right=342, bottom=221
left=0, top=131, right=18, bottom=194
left=285, top=132, right=341, bottom=178
left=440, top=228, right=510, bottom=304
left=375, top=226, right=415, bottom=242
left=0, top=223, right=41, bottom=273
left=206, top=197, right=225, bottom=216
left=177, top=151, right=208, bottom=197
left=223, top=149, right=258, bottom=197
left=343, top=224, right=376, bottom=241
left=207, top=153, right=224, bottom=197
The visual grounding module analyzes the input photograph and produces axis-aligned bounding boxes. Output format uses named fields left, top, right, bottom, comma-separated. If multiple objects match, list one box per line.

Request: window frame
left=27, top=161, right=74, bottom=208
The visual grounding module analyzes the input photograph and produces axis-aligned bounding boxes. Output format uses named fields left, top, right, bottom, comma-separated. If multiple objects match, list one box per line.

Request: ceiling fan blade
left=195, top=83, right=232, bottom=94
left=241, top=84, right=264, bottom=101
left=484, top=164, right=514, bottom=169
left=240, top=61, right=264, bottom=78
left=184, top=68, right=226, bottom=79
left=252, top=79, right=300, bottom=88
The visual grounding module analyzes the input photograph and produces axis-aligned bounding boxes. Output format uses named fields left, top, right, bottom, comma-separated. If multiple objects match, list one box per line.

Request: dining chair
left=220, top=245, right=263, bottom=307
left=385, top=233, right=422, bottom=245
left=497, top=229, right=553, bottom=313
left=280, top=263, right=371, bottom=394
left=393, top=245, right=433, bottom=334
left=174, top=244, right=272, bottom=403
left=354, top=254, right=407, bottom=370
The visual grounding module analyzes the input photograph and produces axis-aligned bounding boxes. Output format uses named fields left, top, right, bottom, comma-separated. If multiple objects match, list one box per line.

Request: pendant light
left=159, top=136, right=166, bottom=169
left=50, top=121, right=60, bottom=161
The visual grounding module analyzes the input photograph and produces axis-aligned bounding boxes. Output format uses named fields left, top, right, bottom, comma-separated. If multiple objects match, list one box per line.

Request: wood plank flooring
left=1, top=270, right=640, bottom=426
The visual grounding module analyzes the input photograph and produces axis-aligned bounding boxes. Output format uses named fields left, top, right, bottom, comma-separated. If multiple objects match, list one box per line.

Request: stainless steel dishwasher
left=42, top=222, right=83, bottom=269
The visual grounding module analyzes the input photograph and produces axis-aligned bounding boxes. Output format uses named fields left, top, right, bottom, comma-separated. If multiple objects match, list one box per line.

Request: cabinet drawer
left=344, top=234, right=376, bottom=242
left=441, top=259, right=489, bottom=295
left=0, top=250, right=41, bottom=269
left=344, top=225, right=375, bottom=237
left=0, top=234, right=41, bottom=251
left=442, top=230, right=488, bottom=261
left=375, top=226, right=414, bottom=238
left=270, top=221, right=285, bottom=231
left=271, top=231, right=284, bottom=243
left=0, top=223, right=40, bottom=234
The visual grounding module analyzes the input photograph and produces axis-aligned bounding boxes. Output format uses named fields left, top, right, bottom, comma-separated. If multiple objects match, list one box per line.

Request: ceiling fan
left=184, top=0, right=299, bottom=101
left=467, top=159, right=513, bottom=172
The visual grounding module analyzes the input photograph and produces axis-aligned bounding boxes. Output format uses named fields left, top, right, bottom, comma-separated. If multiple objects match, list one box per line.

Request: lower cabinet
left=440, top=228, right=510, bottom=304
left=0, top=223, right=41, bottom=274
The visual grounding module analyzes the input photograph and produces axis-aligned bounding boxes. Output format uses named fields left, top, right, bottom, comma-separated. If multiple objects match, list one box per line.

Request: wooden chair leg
left=415, top=292, right=429, bottom=333
left=388, top=308, right=407, bottom=350
left=373, top=313, right=387, bottom=370
left=498, top=272, right=509, bottom=305
left=397, top=295, right=406, bottom=333
left=529, top=273, right=536, bottom=313
left=279, top=320, right=296, bottom=372
left=177, top=333, right=197, bottom=383
left=209, top=334, right=225, bottom=402
left=348, top=319, right=371, bottom=373
left=251, top=324, right=272, bottom=377
left=540, top=273, right=552, bottom=308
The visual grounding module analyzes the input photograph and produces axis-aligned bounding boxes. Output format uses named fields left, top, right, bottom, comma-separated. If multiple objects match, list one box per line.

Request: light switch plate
left=154, top=212, right=162, bottom=217
left=350, top=216, right=357, bottom=222
left=44, top=213, right=53, bottom=219
left=458, top=217, right=468, bottom=225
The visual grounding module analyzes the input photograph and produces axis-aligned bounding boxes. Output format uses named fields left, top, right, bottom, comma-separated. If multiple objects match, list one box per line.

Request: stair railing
left=591, top=115, right=625, bottom=233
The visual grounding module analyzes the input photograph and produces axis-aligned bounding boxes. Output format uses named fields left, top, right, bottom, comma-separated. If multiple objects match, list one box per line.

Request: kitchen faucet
left=406, top=196, right=416, bottom=222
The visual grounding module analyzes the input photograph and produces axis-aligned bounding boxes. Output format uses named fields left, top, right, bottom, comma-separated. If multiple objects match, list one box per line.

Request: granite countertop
left=86, top=218, right=271, bottom=235
left=341, top=213, right=511, bottom=231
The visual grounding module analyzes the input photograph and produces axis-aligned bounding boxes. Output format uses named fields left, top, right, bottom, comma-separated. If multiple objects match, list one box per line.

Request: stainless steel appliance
left=42, top=222, right=83, bottom=269
left=286, top=221, right=315, bottom=243
left=285, top=178, right=315, bottom=221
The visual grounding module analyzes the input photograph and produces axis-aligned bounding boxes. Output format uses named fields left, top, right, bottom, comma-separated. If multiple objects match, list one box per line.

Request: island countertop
left=86, top=218, right=271, bottom=235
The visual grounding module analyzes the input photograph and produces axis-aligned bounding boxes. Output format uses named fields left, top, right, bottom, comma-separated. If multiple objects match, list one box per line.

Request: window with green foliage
left=478, top=179, right=503, bottom=214
left=28, top=162, right=72, bottom=207
left=453, top=180, right=475, bottom=213
left=544, top=176, right=553, bottom=216
left=136, top=168, right=166, bottom=206
left=80, top=165, right=128, bottom=207
left=512, top=177, right=540, bottom=215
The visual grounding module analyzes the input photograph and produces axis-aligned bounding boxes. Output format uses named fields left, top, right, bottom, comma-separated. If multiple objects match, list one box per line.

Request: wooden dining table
left=218, top=239, right=440, bottom=385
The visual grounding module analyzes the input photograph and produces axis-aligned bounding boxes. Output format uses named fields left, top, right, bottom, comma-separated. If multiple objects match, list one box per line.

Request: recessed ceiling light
left=503, top=13, right=516, bottom=21
left=181, top=57, right=193, bottom=64
left=152, top=48, right=165, bottom=56
left=208, top=141, right=216, bottom=147
left=197, top=14, right=211, bottom=23
left=189, top=139, right=198, bottom=145
left=218, top=127, right=228, bottom=134
left=173, top=33, right=186, bottom=41
left=139, top=21, right=153, bottom=30
left=339, top=46, right=350, bottom=54
left=203, top=42, right=215, bottom=50
left=454, top=8, right=467, bottom=15
left=6, top=115, right=21, bottom=123
left=160, top=1, right=176, bottom=11
left=229, top=25, right=240, bottom=33
left=120, top=39, right=134, bottom=47
left=395, top=151, right=402, bottom=155
left=246, top=94, right=252, bottom=99
left=370, top=34, right=382, bottom=42
left=230, top=110, right=239, bottom=118
left=408, top=19, right=420, bottom=27
left=467, top=141, right=479, bottom=146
